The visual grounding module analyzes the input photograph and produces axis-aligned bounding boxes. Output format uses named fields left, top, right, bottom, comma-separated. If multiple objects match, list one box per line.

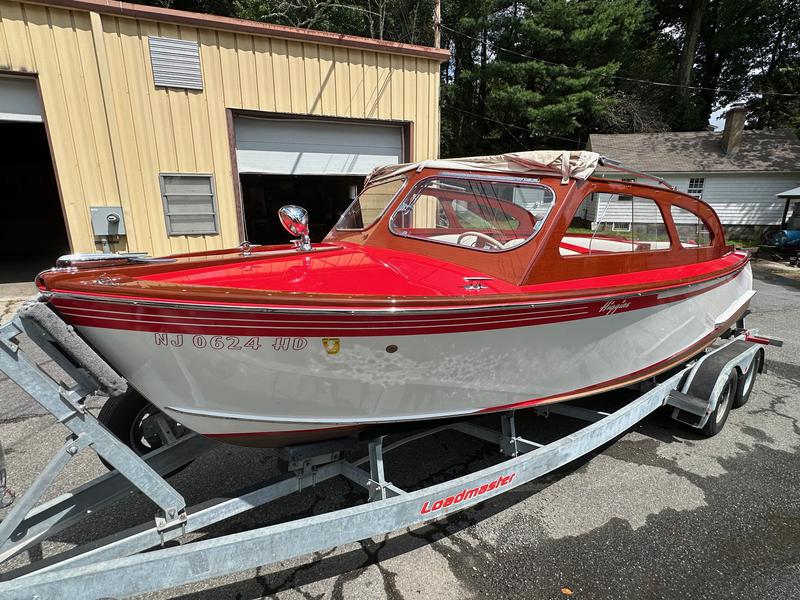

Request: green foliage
left=442, top=0, right=655, bottom=155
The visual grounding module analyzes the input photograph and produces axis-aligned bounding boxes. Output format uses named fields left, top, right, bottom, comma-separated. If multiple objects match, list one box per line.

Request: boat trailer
left=0, top=303, right=780, bottom=599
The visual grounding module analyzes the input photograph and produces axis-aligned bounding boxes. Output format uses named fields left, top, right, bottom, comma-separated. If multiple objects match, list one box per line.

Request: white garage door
left=0, top=77, right=42, bottom=123
left=235, top=117, right=403, bottom=176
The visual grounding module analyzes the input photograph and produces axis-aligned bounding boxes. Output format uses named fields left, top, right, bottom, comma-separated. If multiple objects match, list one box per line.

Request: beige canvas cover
left=366, top=150, right=601, bottom=185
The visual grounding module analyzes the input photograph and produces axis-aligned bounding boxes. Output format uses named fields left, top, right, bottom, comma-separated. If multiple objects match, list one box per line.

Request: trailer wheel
left=732, top=350, right=763, bottom=409
left=701, top=369, right=738, bottom=437
left=97, top=389, right=188, bottom=472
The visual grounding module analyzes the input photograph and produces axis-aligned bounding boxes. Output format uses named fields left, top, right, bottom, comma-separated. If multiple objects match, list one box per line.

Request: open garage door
left=0, top=77, right=69, bottom=284
left=234, top=116, right=405, bottom=244
left=234, top=117, right=404, bottom=176
left=0, top=77, right=43, bottom=123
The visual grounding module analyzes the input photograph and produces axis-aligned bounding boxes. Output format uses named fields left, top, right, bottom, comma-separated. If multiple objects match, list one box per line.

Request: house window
left=619, top=177, right=636, bottom=201
left=160, top=174, right=218, bottom=235
left=560, top=191, right=670, bottom=255
left=687, top=178, right=704, bottom=198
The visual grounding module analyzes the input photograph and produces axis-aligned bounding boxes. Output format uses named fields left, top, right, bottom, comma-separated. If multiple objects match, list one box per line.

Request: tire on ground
left=701, top=369, right=738, bottom=437
left=732, top=349, right=763, bottom=409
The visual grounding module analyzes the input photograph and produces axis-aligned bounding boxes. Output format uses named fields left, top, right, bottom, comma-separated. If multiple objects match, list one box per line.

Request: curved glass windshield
left=389, top=176, right=555, bottom=252
left=335, top=177, right=406, bottom=230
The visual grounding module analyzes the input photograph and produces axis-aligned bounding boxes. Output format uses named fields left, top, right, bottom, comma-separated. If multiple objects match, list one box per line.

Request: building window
left=619, top=177, right=636, bottom=201
left=149, top=37, right=203, bottom=90
left=159, top=174, right=218, bottom=236
left=687, top=178, right=704, bottom=198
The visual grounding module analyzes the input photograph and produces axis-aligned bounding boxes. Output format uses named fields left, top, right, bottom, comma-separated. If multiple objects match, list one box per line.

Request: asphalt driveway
left=0, top=266, right=798, bottom=599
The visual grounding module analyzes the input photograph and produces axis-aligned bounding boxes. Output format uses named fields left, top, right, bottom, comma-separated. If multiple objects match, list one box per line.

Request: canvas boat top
left=364, top=150, right=602, bottom=185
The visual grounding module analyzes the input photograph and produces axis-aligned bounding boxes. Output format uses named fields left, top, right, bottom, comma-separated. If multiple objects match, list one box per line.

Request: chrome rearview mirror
left=278, top=205, right=312, bottom=252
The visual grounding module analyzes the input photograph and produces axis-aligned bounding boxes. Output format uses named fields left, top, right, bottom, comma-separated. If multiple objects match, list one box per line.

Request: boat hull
left=49, top=264, right=753, bottom=447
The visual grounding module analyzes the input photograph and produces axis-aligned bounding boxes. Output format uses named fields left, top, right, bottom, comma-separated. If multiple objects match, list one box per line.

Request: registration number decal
left=153, top=333, right=262, bottom=351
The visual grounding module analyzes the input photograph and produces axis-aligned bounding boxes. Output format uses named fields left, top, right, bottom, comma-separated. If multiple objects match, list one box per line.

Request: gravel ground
left=0, top=266, right=798, bottom=600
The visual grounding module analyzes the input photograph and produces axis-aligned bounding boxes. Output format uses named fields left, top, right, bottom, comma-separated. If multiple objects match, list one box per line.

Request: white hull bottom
left=71, top=266, right=753, bottom=445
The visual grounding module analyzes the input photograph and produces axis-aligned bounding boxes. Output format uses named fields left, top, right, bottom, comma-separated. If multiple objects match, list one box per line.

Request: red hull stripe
left=49, top=272, right=739, bottom=337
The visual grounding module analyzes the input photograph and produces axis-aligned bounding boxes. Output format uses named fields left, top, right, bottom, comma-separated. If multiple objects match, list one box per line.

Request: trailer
left=0, top=302, right=780, bottom=599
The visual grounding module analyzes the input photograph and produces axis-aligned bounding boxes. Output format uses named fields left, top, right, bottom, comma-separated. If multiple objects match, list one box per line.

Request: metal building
left=0, top=0, right=447, bottom=273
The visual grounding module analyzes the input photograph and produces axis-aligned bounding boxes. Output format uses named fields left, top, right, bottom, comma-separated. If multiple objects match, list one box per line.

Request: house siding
left=587, top=194, right=664, bottom=225
left=0, top=0, right=442, bottom=255
left=600, top=172, right=800, bottom=226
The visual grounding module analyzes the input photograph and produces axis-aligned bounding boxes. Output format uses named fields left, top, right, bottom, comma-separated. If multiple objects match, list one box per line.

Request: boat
left=34, top=151, right=754, bottom=448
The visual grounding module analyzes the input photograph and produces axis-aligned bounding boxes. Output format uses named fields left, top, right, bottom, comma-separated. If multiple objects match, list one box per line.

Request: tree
left=441, top=0, right=655, bottom=155
left=713, top=0, right=800, bottom=134
left=232, top=0, right=435, bottom=43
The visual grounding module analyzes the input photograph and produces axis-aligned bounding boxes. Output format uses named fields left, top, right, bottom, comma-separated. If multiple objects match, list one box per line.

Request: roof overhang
left=777, top=186, right=800, bottom=199
left=27, top=0, right=451, bottom=62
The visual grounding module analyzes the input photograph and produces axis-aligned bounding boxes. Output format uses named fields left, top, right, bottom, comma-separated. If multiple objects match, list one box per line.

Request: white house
left=587, top=107, right=800, bottom=240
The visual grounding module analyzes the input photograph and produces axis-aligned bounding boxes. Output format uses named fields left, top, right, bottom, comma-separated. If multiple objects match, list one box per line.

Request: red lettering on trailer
left=419, top=473, right=516, bottom=515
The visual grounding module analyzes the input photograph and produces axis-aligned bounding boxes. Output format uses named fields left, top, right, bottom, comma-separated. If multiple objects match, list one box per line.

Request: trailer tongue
left=0, top=303, right=780, bottom=599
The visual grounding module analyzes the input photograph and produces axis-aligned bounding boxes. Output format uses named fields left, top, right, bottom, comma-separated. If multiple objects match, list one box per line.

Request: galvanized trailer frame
left=0, top=305, right=776, bottom=600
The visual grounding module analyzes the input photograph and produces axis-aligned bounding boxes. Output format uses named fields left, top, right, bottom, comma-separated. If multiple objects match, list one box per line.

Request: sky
left=709, top=107, right=725, bottom=130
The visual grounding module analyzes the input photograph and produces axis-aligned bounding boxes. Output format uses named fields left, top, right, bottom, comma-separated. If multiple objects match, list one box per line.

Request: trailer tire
left=701, top=369, right=738, bottom=437
left=97, top=389, right=189, bottom=473
left=732, top=349, right=763, bottom=409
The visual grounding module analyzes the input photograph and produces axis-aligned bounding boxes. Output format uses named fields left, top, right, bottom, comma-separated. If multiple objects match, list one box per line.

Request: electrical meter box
left=90, top=206, right=126, bottom=237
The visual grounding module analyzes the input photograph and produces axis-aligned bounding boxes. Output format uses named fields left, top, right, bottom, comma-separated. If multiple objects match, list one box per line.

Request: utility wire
left=444, top=104, right=584, bottom=146
left=475, top=89, right=531, bottom=150
left=441, top=24, right=800, bottom=99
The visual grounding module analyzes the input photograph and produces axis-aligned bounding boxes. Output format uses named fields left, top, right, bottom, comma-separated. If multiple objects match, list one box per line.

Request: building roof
left=29, top=0, right=450, bottom=62
left=778, top=186, right=800, bottom=198
left=588, top=128, right=800, bottom=173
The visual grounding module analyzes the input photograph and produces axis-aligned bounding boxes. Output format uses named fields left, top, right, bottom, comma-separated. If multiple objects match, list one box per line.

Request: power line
left=444, top=104, right=584, bottom=146
left=475, top=89, right=531, bottom=150
left=441, top=24, right=800, bottom=99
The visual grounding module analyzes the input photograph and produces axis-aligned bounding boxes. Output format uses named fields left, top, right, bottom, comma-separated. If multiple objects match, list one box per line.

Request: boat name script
left=419, top=473, right=516, bottom=515
left=599, top=299, right=632, bottom=315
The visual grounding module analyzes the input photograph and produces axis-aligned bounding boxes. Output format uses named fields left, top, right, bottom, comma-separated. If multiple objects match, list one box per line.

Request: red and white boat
left=35, top=151, right=754, bottom=447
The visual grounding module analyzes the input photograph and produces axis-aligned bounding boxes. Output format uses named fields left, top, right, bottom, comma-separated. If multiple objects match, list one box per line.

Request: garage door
left=0, top=77, right=42, bottom=123
left=235, top=117, right=404, bottom=176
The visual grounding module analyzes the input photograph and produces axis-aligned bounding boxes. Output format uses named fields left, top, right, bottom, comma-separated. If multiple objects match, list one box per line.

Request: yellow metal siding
left=0, top=0, right=442, bottom=255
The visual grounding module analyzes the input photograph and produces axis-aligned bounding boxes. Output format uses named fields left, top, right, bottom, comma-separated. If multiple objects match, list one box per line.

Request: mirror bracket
left=291, top=237, right=312, bottom=252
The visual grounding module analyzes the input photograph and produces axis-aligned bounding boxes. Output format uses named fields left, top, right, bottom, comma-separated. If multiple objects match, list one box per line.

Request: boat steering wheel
left=457, top=231, right=504, bottom=250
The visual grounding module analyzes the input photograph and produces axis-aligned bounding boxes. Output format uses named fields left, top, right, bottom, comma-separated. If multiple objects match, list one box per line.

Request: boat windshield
left=335, top=177, right=406, bottom=231
left=388, top=175, right=555, bottom=252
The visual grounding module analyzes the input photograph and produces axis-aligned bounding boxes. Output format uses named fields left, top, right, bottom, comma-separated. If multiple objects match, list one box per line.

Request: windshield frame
left=334, top=175, right=408, bottom=232
left=387, top=173, right=557, bottom=253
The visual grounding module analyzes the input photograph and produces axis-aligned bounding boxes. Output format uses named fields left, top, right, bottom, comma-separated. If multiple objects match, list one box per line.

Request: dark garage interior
left=240, top=174, right=363, bottom=245
left=0, top=122, right=70, bottom=282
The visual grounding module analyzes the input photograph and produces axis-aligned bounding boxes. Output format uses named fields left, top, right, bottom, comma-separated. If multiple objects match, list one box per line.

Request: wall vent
left=149, top=36, right=203, bottom=90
